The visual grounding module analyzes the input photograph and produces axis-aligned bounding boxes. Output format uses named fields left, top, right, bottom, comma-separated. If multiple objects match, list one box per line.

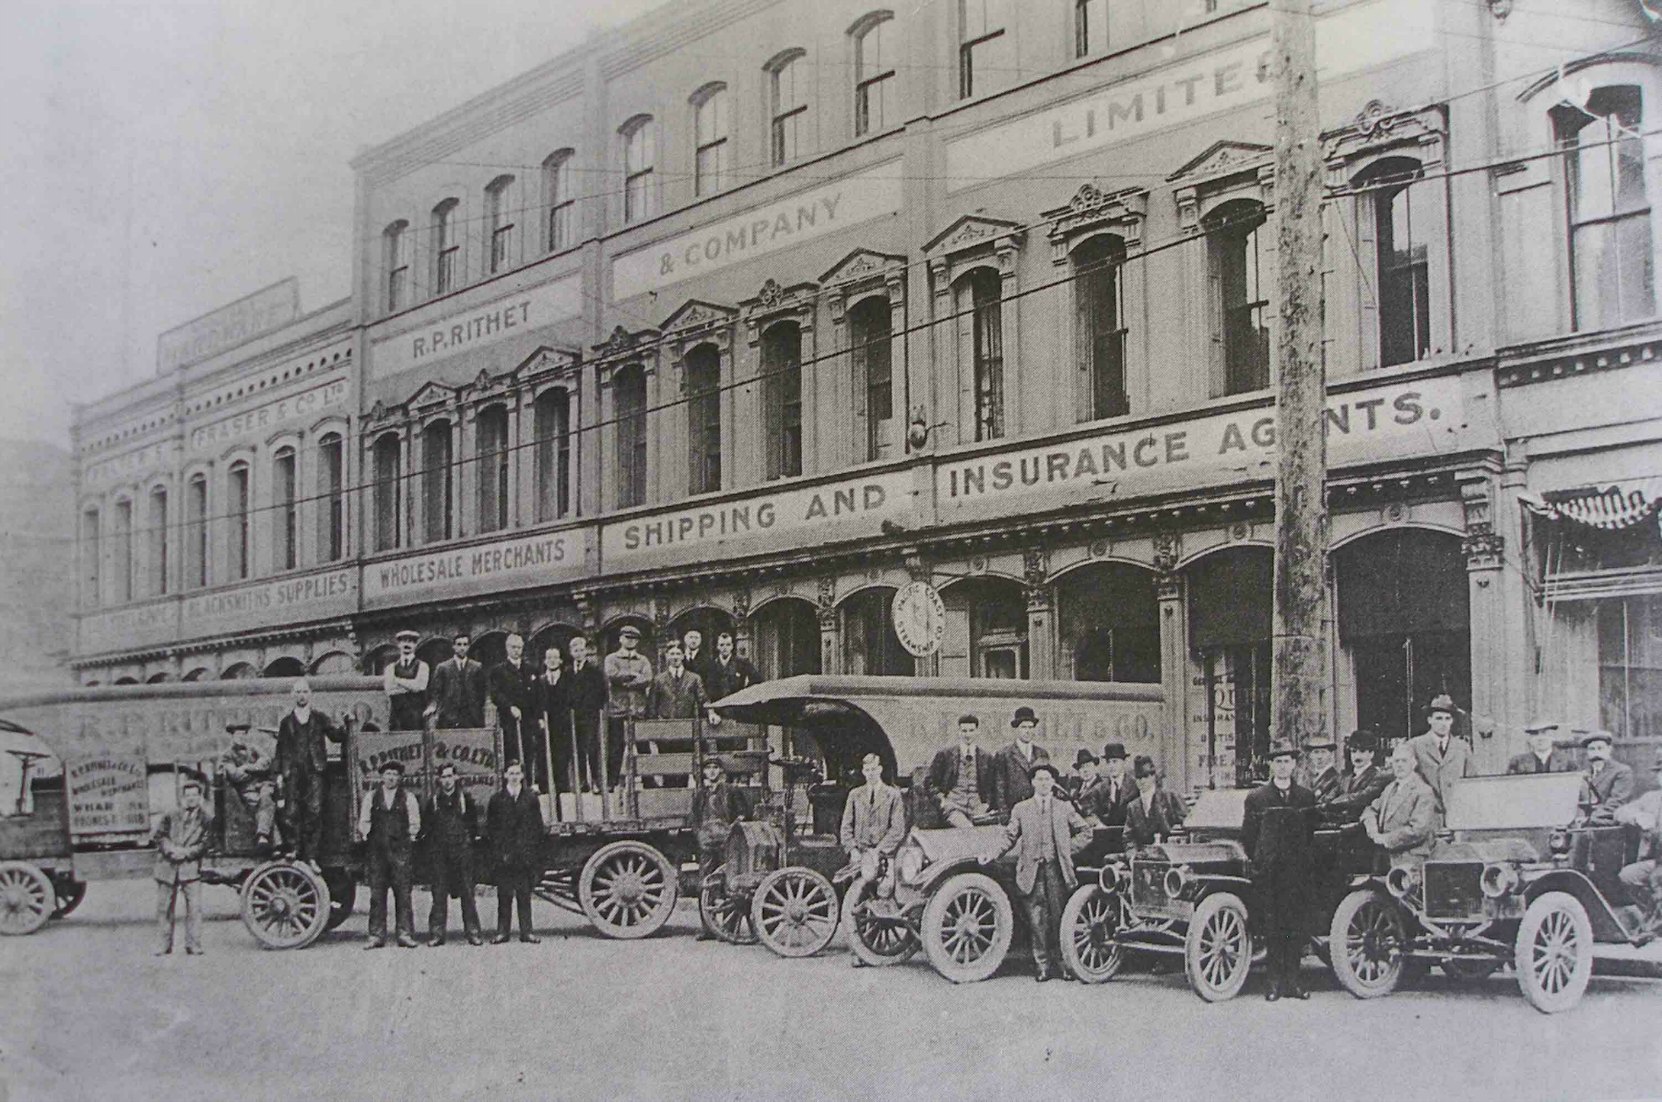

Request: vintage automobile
left=1060, top=787, right=1383, bottom=1000
left=1327, top=771, right=1654, bottom=1013
left=709, top=674, right=1160, bottom=973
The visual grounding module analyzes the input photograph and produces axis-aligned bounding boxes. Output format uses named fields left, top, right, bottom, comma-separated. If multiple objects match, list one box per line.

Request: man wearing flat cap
left=990, top=706, right=1050, bottom=817
left=603, top=625, right=655, bottom=794
left=1507, top=720, right=1576, bottom=776
left=691, top=757, right=750, bottom=937
left=1614, top=748, right=1662, bottom=937
left=382, top=629, right=430, bottom=733
left=980, top=760, right=1089, bottom=982
left=356, top=759, right=422, bottom=949
left=1243, top=740, right=1318, bottom=1001
left=1318, top=731, right=1391, bottom=822
left=1409, top=694, right=1474, bottom=824
left=927, top=715, right=995, bottom=828
left=218, top=721, right=276, bottom=851
left=1581, top=730, right=1635, bottom=821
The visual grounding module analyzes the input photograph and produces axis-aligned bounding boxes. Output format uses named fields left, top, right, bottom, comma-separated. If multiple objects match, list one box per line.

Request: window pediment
left=741, top=279, right=818, bottom=344
left=514, top=345, right=582, bottom=385
left=1170, top=141, right=1273, bottom=231
left=820, top=248, right=906, bottom=290
left=1042, top=184, right=1148, bottom=263
left=592, top=324, right=660, bottom=364
left=660, top=299, right=738, bottom=341
left=1324, top=100, right=1445, bottom=168
left=407, top=381, right=459, bottom=413
left=923, top=214, right=1023, bottom=261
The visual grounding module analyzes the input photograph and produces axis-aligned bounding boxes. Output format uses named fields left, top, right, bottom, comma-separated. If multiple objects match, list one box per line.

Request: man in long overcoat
left=1243, top=739, right=1318, bottom=1001
left=425, top=762, right=482, bottom=946
left=1408, top=694, right=1474, bottom=823
left=486, top=762, right=544, bottom=944
left=274, top=678, right=344, bottom=866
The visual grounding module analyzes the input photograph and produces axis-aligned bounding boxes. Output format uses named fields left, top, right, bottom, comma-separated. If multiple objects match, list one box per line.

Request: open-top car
left=1327, top=771, right=1655, bottom=1013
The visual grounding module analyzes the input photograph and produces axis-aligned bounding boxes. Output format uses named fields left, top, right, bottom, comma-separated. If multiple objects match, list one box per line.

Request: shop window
left=486, top=175, right=515, bottom=275
left=421, top=420, right=454, bottom=543
left=1075, top=0, right=1109, bottom=58
left=850, top=297, right=893, bottom=462
left=477, top=405, right=510, bottom=533
left=955, top=268, right=1004, bottom=441
left=958, top=0, right=1009, bottom=100
left=685, top=344, right=722, bottom=495
left=1207, top=201, right=1269, bottom=395
left=843, top=588, right=914, bottom=675
left=1189, top=548, right=1273, bottom=785
left=1555, top=85, right=1654, bottom=330
left=147, top=487, right=168, bottom=596
left=227, top=462, right=250, bottom=581
left=543, top=150, right=575, bottom=252
left=622, top=116, right=657, bottom=225
left=273, top=446, right=297, bottom=571
left=1074, top=235, right=1128, bottom=420
left=534, top=389, right=572, bottom=521
left=754, top=598, right=822, bottom=680
left=317, top=433, right=345, bottom=562
left=372, top=433, right=402, bottom=552
left=383, top=220, right=409, bottom=313
left=615, top=365, right=648, bottom=509
left=1598, top=595, right=1662, bottom=742
left=762, top=322, right=803, bottom=480
left=692, top=84, right=730, bottom=197
left=853, top=12, right=895, bottom=137
left=431, top=198, right=460, bottom=295
left=185, top=474, right=208, bottom=587
left=768, top=50, right=808, bottom=167
left=111, top=497, right=132, bottom=604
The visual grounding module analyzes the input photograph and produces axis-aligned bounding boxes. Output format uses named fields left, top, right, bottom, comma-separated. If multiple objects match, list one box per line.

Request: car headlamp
left=1099, top=862, right=1126, bottom=893
left=897, top=844, right=925, bottom=885
left=1479, top=863, right=1521, bottom=899
left=1386, top=865, right=1418, bottom=900
left=1164, top=864, right=1193, bottom=899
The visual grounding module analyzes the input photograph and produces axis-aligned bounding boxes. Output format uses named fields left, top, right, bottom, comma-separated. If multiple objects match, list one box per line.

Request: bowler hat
left=395, top=629, right=420, bottom=643
left=618, top=624, right=641, bottom=640
left=1580, top=730, right=1615, bottom=749
left=1028, top=760, right=1062, bottom=781
left=1073, top=748, right=1099, bottom=770
left=1426, top=694, right=1457, bottom=717
left=1306, top=738, right=1337, bottom=752
left=1346, top=730, right=1378, bottom=752
left=1266, top=739, right=1302, bottom=760
left=957, top=713, right=980, bottom=727
left=379, top=760, right=405, bottom=774
left=1011, top=706, right=1039, bottom=728
left=1102, top=742, right=1128, bottom=761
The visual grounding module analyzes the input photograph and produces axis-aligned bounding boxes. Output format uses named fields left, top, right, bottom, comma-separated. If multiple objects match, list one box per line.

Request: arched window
left=80, top=507, right=100, bottom=608
left=477, top=405, right=510, bottom=533
left=767, top=50, right=808, bottom=166
left=615, top=366, right=648, bottom=508
left=226, top=461, right=251, bottom=581
left=955, top=268, right=1004, bottom=441
left=1554, top=85, right=1653, bottom=329
left=691, top=84, right=730, bottom=196
left=422, top=420, right=454, bottom=543
left=185, top=474, right=208, bottom=588
left=958, top=0, right=1008, bottom=100
left=273, top=446, right=297, bottom=571
left=621, top=116, right=657, bottom=224
left=852, top=13, right=895, bottom=137
left=849, top=297, right=893, bottom=461
left=372, top=433, right=402, bottom=552
left=761, top=322, right=803, bottom=479
left=534, top=388, right=572, bottom=521
left=486, top=175, right=516, bottom=274
left=685, top=344, right=722, bottom=494
left=317, top=432, right=345, bottom=562
left=111, top=497, right=133, bottom=604
left=543, top=150, right=575, bottom=252
left=1354, top=157, right=1430, bottom=367
left=147, top=486, right=168, bottom=596
left=1076, top=0, right=1108, bottom=59
left=432, top=197, right=460, bottom=294
left=1206, top=200, right=1269, bottom=395
left=1074, top=235, right=1128, bottom=420
left=383, top=220, right=409, bottom=313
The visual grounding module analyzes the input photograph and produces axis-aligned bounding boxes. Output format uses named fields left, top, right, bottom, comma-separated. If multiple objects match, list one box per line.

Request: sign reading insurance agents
left=610, top=161, right=903, bottom=300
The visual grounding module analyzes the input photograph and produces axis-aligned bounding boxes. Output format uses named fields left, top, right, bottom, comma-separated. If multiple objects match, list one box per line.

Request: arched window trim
left=485, top=175, right=516, bottom=275
left=690, top=82, right=731, bottom=197
left=532, top=385, right=575, bottom=522
left=611, top=363, right=650, bottom=509
left=419, top=418, right=455, bottom=544
left=542, top=149, right=576, bottom=253
left=315, top=430, right=347, bottom=563
left=431, top=197, right=461, bottom=295
left=145, top=482, right=170, bottom=599
left=1070, top=233, right=1129, bottom=422
left=620, top=114, right=657, bottom=225
left=382, top=219, right=410, bottom=314
left=475, top=403, right=512, bottom=534
left=760, top=319, right=805, bottom=480
left=271, top=444, right=299, bottom=572
left=1203, top=198, right=1271, bottom=397
left=952, top=266, right=1006, bottom=442
left=226, top=460, right=252, bottom=582
left=183, top=470, right=210, bottom=589
left=683, top=342, right=723, bottom=495
left=765, top=49, right=809, bottom=167
left=370, top=431, right=404, bottom=553
left=849, top=13, right=895, bottom=138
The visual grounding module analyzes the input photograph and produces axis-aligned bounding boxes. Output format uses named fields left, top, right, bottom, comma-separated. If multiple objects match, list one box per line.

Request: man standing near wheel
left=357, top=760, right=420, bottom=949
left=424, top=763, right=482, bottom=947
left=841, top=753, right=905, bottom=892
left=981, top=760, right=1089, bottom=982
left=487, top=762, right=543, bottom=944
left=151, top=775, right=212, bottom=956
left=275, top=679, right=345, bottom=870
left=1243, top=740, right=1317, bottom=1002
left=691, top=757, right=750, bottom=939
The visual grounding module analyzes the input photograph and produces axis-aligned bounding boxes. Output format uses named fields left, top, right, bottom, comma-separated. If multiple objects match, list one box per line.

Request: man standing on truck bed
left=275, top=678, right=345, bottom=869
left=383, top=629, right=430, bottom=732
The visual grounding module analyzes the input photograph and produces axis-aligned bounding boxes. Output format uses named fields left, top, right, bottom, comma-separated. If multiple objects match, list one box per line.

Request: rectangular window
left=545, top=156, right=574, bottom=252
left=616, top=370, right=648, bottom=509
left=273, top=450, right=297, bottom=571
left=318, top=436, right=345, bottom=562
left=694, top=89, right=730, bottom=196
left=227, top=465, right=250, bottom=581
left=762, top=326, right=803, bottom=480
left=624, top=123, right=657, bottom=225
left=1078, top=246, right=1128, bottom=419
left=958, top=272, right=1005, bottom=441
left=434, top=202, right=459, bottom=295
left=535, top=390, right=572, bottom=521
left=771, top=56, right=807, bottom=167
left=185, top=477, right=207, bottom=588
left=1076, top=0, right=1109, bottom=58
left=1374, top=181, right=1430, bottom=367
left=959, top=0, right=1008, bottom=100
left=148, top=490, right=168, bottom=596
left=112, top=499, right=132, bottom=604
left=488, top=179, right=515, bottom=274
left=1597, top=595, right=1662, bottom=742
left=855, top=21, right=895, bottom=137
left=1219, top=221, right=1270, bottom=394
left=477, top=408, right=510, bottom=534
left=850, top=299, right=893, bottom=461
left=1563, top=87, right=1653, bottom=330
left=385, top=224, right=409, bottom=313
left=373, top=438, right=402, bottom=552
left=686, top=351, right=722, bottom=495
left=81, top=509, right=100, bottom=608
left=422, top=423, right=453, bottom=543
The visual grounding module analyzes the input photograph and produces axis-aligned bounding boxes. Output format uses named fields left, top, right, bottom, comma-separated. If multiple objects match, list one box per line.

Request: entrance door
left=1201, top=642, right=1271, bottom=787
left=1352, top=630, right=1471, bottom=747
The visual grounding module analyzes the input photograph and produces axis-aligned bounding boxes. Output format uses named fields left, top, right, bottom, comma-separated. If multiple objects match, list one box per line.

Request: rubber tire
left=1329, top=889, right=1408, bottom=999
left=921, top=871, right=1014, bottom=984
left=321, top=870, right=356, bottom=931
left=1514, top=891, right=1594, bottom=1014
left=1059, top=886, right=1126, bottom=984
left=51, top=879, right=87, bottom=920
left=1183, top=892, right=1253, bottom=1002
left=751, top=867, right=840, bottom=958
left=240, top=861, right=331, bottom=950
left=843, top=879, right=918, bottom=967
left=0, top=861, right=54, bottom=936
left=698, top=869, right=756, bottom=945
left=578, top=841, right=679, bottom=940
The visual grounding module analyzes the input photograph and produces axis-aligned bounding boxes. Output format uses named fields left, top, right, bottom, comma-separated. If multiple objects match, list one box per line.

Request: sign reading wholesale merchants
left=363, top=528, right=591, bottom=607
left=66, top=755, right=149, bottom=837
left=603, top=469, right=914, bottom=571
left=156, top=278, right=301, bottom=372
left=942, top=0, right=1432, bottom=191
left=180, top=569, right=358, bottom=638
left=370, top=273, right=582, bottom=379
left=611, top=161, right=903, bottom=300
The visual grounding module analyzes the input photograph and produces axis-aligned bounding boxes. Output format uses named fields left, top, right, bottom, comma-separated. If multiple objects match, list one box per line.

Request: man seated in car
left=1317, top=731, right=1391, bottom=823
left=1123, top=755, right=1186, bottom=847
left=1363, top=742, right=1438, bottom=870
left=218, top=721, right=276, bottom=852
left=927, top=715, right=995, bottom=828
left=1614, top=748, right=1662, bottom=939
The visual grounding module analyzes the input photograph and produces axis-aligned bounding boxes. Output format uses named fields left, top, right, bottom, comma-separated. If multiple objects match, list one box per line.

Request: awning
left=1521, top=481, right=1662, bottom=532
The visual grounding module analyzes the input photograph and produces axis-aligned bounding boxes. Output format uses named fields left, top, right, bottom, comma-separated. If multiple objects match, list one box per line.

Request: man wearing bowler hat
left=980, top=759, right=1090, bottom=982
left=991, top=706, right=1050, bottom=816
left=1318, top=730, right=1391, bottom=822
left=1409, top=694, right=1474, bottom=823
left=1243, top=739, right=1318, bottom=1001
left=1067, top=748, right=1101, bottom=807
left=1507, top=720, right=1576, bottom=775
left=1581, top=730, right=1635, bottom=820
left=356, top=759, right=421, bottom=949
left=1090, top=743, right=1133, bottom=828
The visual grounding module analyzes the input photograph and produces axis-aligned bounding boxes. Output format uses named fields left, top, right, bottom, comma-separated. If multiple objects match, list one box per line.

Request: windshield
left=1445, top=773, right=1583, bottom=831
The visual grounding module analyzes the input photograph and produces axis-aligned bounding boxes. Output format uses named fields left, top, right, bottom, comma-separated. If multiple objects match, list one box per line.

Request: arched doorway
left=667, top=606, right=736, bottom=658
left=365, top=644, right=399, bottom=675
left=940, top=577, right=1028, bottom=678
left=219, top=663, right=255, bottom=681
left=840, top=587, right=913, bottom=676
left=310, top=651, right=356, bottom=675
left=1186, top=546, right=1273, bottom=787
left=181, top=668, right=209, bottom=682
left=1335, top=528, right=1470, bottom=748
left=600, top=618, right=653, bottom=660
left=1056, top=563, right=1161, bottom=683
left=416, top=637, right=452, bottom=671
left=752, top=597, right=820, bottom=680
left=263, top=656, right=306, bottom=679
left=471, top=630, right=510, bottom=672
left=526, top=622, right=580, bottom=667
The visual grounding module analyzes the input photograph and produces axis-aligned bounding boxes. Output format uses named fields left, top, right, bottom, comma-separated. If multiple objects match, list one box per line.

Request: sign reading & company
left=364, top=529, right=590, bottom=606
left=370, top=273, right=582, bottom=379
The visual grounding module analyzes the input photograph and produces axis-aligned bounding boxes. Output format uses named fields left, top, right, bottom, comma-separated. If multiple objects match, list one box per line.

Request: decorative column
left=731, top=588, right=754, bottom=661
left=816, top=576, right=842, bottom=675
left=1152, top=532, right=1192, bottom=791
left=1461, top=467, right=1510, bottom=773
left=1023, top=546, right=1056, bottom=680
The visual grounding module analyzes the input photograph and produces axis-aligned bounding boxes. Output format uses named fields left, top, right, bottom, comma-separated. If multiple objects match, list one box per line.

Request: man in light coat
left=980, top=760, right=1089, bottom=982
left=1615, top=749, right=1662, bottom=937
left=151, top=775, right=212, bottom=956
left=1408, top=694, right=1474, bottom=823
left=840, top=753, right=906, bottom=871
left=1364, top=742, right=1440, bottom=870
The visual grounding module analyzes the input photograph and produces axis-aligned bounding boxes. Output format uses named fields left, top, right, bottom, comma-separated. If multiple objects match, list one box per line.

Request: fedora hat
left=1266, top=739, right=1302, bottom=760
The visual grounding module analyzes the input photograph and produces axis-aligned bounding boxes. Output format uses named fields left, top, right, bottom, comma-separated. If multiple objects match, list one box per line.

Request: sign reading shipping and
left=362, top=528, right=590, bottom=607
left=157, top=278, right=300, bottom=373
left=942, top=0, right=1432, bottom=191
left=370, top=274, right=582, bottom=379
left=610, top=161, right=904, bottom=301
left=188, top=379, right=349, bottom=453
left=180, top=569, right=357, bottom=638
left=603, top=470, right=913, bottom=571
left=936, top=376, right=1481, bottom=520
left=66, top=755, right=149, bottom=836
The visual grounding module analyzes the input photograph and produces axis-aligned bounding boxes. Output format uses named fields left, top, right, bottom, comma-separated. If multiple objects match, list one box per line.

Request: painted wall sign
left=363, top=527, right=591, bottom=607
left=79, top=600, right=179, bottom=656
left=602, top=469, right=914, bottom=571
left=942, top=0, right=1433, bottom=191
left=188, top=379, right=350, bottom=452
left=610, top=161, right=904, bottom=300
left=83, top=441, right=175, bottom=489
left=180, top=568, right=358, bottom=639
left=370, top=273, right=582, bottom=379
left=157, top=278, right=300, bottom=373
left=65, top=755, right=149, bottom=836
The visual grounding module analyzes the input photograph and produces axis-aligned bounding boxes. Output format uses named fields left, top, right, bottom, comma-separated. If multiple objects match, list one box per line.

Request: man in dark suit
left=566, top=636, right=607, bottom=793
left=274, top=679, right=345, bottom=868
left=486, top=762, right=543, bottom=944
left=534, top=645, right=574, bottom=805
left=1124, top=755, right=1186, bottom=846
left=1243, top=739, right=1319, bottom=1001
left=927, top=715, right=996, bottom=827
left=489, top=633, right=542, bottom=791
left=1090, top=743, right=1133, bottom=828
left=1318, top=730, right=1391, bottom=822
left=356, top=760, right=420, bottom=949
left=647, top=642, right=707, bottom=719
left=704, top=632, right=761, bottom=703
left=427, top=632, right=486, bottom=729
left=1582, top=730, right=1636, bottom=821
left=981, top=760, right=1090, bottom=981
left=424, top=763, right=482, bottom=946
left=1304, top=739, right=1343, bottom=803
left=990, top=706, right=1050, bottom=815
left=680, top=629, right=721, bottom=699
left=1506, top=720, right=1577, bottom=775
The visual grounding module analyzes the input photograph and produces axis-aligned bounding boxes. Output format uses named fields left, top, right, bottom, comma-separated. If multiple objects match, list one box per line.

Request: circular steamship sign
left=892, top=581, right=946, bottom=658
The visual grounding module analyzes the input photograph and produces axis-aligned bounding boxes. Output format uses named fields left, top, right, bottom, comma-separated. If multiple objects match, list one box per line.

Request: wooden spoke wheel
left=579, top=841, right=678, bottom=940
left=698, top=868, right=756, bottom=945
left=843, top=879, right=918, bottom=967
left=321, top=870, right=357, bottom=931
left=1183, top=892, right=1252, bottom=1002
left=51, top=878, right=87, bottom=921
left=1514, top=891, right=1593, bottom=1014
left=751, top=867, right=839, bottom=959
left=1329, top=889, right=1409, bottom=1000
left=1060, top=885, right=1126, bottom=984
left=920, top=872, right=1013, bottom=984
left=0, top=861, right=53, bottom=936
left=240, top=861, right=331, bottom=950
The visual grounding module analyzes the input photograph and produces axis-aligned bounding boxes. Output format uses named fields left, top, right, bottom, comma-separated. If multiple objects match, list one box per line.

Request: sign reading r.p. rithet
left=370, top=273, right=582, bottom=379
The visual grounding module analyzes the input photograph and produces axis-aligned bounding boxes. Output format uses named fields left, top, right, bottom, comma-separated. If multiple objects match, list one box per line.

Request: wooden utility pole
left=1269, top=0, right=1329, bottom=755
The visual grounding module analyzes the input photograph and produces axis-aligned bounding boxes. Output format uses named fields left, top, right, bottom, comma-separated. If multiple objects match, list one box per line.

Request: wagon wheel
left=321, top=869, right=357, bottom=931
left=1514, top=891, right=1593, bottom=1014
left=921, top=872, right=1013, bottom=984
left=1329, top=889, right=1408, bottom=1000
left=843, top=879, right=918, bottom=966
left=240, top=861, right=331, bottom=950
left=51, top=878, right=87, bottom=920
left=0, top=861, right=53, bottom=936
left=698, top=868, right=756, bottom=945
left=1060, top=885, right=1125, bottom=984
left=1183, top=892, right=1252, bottom=1002
left=1441, top=956, right=1502, bottom=981
left=751, top=867, right=839, bottom=958
left=578, top=841, right=678, bottom=940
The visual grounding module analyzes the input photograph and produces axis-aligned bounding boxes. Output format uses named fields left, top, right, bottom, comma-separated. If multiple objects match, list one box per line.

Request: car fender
left=1522, top=868, right=1631, bottom=943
